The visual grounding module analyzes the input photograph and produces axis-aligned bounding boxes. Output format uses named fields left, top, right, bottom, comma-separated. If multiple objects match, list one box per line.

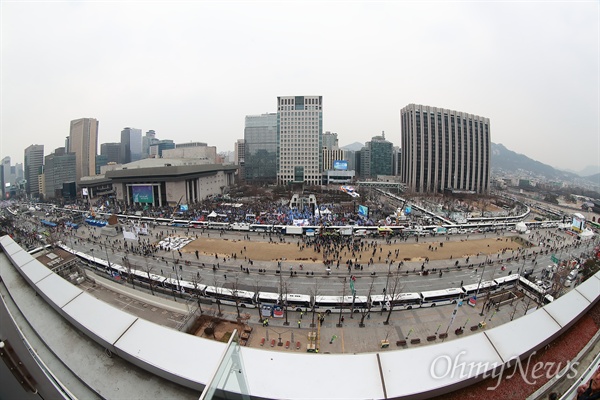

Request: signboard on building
left=132, top=185, right=154, bottom=203
left=358, top=205, right=369, bottom=218
left=333, top=160, right=348, bottom=171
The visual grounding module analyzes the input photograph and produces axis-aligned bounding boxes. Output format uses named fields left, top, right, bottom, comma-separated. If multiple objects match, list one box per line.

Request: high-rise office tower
left=400, top=104, right=491, bottom=194
left=392, top=147, right=401, bottom=176
left=322, top=148, right=347, bottom=172
left=15, top=163, right=23, bottom=182
left=2, top=157, right=11, bottom=188
left=360, top=134, right=393, bottom=179
left=100, top=142, right=121, bottom=164
left=277, top=96, right=323, bottom=185
left=24, top=144, right=44, bottom=197
left=322, top=131, right=339, bottom=150
left=234, top=139, right=245, bottom=181
left=234, top=139, right=245, bottom=166
left=44, top=147, right=76, bottom=198
left=120, top=127, right=143, bottom=164
left=244, top=113, right=278, bottom=184
left=95, top=155, right=108, bottom=174
left=69, top=118, right=99, bottom=181
left=142, top=130, right=159, bottom=159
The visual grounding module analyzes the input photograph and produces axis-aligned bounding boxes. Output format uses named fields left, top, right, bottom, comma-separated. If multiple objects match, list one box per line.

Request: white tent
left=579, top=229, right=595, bottom=241
left=207, top=211, right=217, bottom=218
left=515, top=222, right=528, bottom=233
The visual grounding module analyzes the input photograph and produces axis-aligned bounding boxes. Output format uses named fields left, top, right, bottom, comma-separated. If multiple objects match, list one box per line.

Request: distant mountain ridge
left=340, top=140, right=598, bottom=185
left=490, top=143, right=600, bottom=186
left=340, top=142, right=364, bottom=152
left=490, top=143, right=574, bottom=179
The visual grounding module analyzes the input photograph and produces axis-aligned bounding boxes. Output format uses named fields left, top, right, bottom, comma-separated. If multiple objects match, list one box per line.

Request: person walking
left=297, top=320, right=301, bottom=328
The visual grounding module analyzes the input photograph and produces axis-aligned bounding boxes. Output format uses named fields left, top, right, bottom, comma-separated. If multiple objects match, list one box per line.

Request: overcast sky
left=1, top=1, right=598, bottom=173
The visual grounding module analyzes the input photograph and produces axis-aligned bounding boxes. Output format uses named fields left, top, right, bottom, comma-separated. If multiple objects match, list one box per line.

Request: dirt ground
left=192, top=314, right=251, bottom=341
left=181, top=235, right=523, bottom=264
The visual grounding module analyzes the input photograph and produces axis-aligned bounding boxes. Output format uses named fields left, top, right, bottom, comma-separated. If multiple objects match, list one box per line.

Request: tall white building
left=277, top=95, right=323, bottom=185
left=400, top=104, right=491, bottom=194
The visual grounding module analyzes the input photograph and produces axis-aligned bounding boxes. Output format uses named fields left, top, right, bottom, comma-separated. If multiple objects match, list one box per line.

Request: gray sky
left=1, top=1, right=598, bottom=173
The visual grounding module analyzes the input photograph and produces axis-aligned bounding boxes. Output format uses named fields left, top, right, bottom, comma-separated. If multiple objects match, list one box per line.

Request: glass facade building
left=44, top=148, right=76, bottom=198
left=100, top=142, right=121, bottom=164
left=120, top=127, right=143, bottom=164
left=244, top=113, right=278, bottom=184
left=400, top=104, right=491, bottom=194
left=360, top=136, right=393, bottom=179
left=24, top=144, right=44, bottom=197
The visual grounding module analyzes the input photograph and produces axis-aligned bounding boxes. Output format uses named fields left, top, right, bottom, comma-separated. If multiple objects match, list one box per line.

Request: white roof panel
left=114, top=318, right=225, bottom=383
left=36, top=273, right=83, bottom=308
left=0, top=234, right=12, bottom=246
left=575, top=277, right=600, bottom=303
left=19, top=260, right=53, bottom=285
left=484, top=309, right=561, bottom=362
left=62, top=292, right=138, bottom=345
left=8, top=249, right=36, bottom=268
left=544, top=289, right=591, bottom=327
left=2, top=240, right=23, bottom=256
left=380, top=333, right=502, bottom=398
left=241, top=348, right=384, bottom=400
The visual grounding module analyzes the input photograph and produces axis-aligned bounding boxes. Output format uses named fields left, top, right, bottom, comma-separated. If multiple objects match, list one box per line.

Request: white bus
left=420, top=288, right=464, bottom=307
left=518, top=276, right=549, bottom=304
left=283, top=293, right=312, bottom=312
left=204, top=286, right=256, bottom=308
left=494, top=274, right=520, bottom=290
left=461, top=281, right=497, bottom=297
left=189, top=220, right=209, bottom=229
left=313, top=295, right=369, bottom=314
left=256, top=291, right=280, bottom=306
left=370, top=293, right=422, bottom=311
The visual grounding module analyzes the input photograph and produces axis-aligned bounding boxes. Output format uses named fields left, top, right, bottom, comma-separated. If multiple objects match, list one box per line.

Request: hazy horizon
left=1, top=1, right=598, bottom=173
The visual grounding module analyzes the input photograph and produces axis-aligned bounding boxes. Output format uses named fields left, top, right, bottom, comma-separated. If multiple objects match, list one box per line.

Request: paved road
left=58, top=223, right=589, bottom=299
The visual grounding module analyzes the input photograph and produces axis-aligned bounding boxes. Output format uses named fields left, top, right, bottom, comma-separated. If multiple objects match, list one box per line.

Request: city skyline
left=1, top=2, right=598, bottom=173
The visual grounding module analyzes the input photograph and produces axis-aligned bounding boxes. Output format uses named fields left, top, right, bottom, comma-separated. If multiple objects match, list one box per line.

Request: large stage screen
left=132, top=185, right=154, bottom=204
left=572, top=214, right=586, bottom=233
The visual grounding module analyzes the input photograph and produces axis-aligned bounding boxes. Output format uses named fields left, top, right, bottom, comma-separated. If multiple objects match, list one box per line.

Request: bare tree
left=308, top=280, right=321, bottom=328
left=252, top=278, right=264, bottom=323
left=282, top=280, right=290, bottom=326
left=230, top=274, right=242, bottom=319
left=123, top=255, right=136, bottom=289
left=47, top=229, right=62, bottom=248
left=141, top=258, right=155, bottom=295
left=551, top=264, right=570, bottom=299
left=384, top=272, right=404, bottom=325
left=190, top=273, right=204, bottom=314
left=212, top=276, right=223, bottom=317
left=337, top=279, right=347, bottom=327
left=358, top=277, right=376, bottom=327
